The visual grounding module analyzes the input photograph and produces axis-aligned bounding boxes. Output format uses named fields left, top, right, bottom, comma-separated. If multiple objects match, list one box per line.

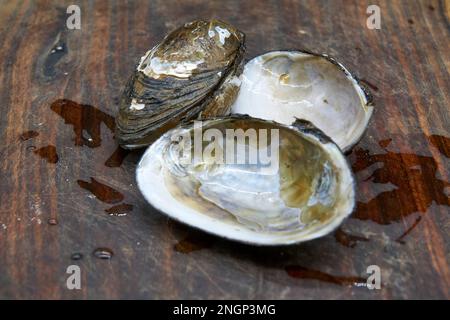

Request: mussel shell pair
left=117, top=20, right=374, bottom=245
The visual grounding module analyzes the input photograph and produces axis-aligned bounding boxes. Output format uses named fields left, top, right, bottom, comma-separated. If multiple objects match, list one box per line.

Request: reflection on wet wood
left=0, top=0, right=448, bottom=299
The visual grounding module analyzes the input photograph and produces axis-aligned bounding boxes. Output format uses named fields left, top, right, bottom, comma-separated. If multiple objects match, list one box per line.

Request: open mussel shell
left=231, top=50, right=373, bottom=152
left=136, top=115, right=354, bottom=245
left=116, top=19, right=246, bottom=149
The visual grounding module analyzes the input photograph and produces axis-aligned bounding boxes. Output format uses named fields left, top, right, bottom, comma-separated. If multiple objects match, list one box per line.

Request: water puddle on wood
left=50, top=99, right=115, bottom=148
left=104, top=146, right=131, bottom=167
left=33, top=145, right=59, bottom=164
left=50, top=99, right=133, bottom=166
left=77, top=177, right=124, bottom=204
left=44, top=40, right=67, bottom=79
left=427, top=134, right=449, bottom=158
left=348, top=135, right=449, bottom=242
left=105, top=203, right=133, bottom=216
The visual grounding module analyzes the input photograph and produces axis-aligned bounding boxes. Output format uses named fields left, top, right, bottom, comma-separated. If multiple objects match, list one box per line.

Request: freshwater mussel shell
left=116, top=19, right=246, bottom=149
left=136, top=115, right=355, bottom=245
left=231, top=50, right=374, bottom=152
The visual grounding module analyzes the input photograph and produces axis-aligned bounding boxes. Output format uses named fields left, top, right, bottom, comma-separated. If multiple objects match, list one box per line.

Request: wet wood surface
left=0, top=0, right=449, bottom=299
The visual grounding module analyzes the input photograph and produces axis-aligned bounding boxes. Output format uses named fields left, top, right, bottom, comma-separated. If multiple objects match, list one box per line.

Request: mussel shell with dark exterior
left=116, top=19, right=246, bottom=149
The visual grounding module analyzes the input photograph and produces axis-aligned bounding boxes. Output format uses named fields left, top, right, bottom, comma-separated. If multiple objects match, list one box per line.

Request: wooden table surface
left=0, top=0, right=449, bottom=299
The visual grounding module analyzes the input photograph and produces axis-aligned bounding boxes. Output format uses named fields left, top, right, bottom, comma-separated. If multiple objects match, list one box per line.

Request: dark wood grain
left=0, top=0, right=448, bottom=299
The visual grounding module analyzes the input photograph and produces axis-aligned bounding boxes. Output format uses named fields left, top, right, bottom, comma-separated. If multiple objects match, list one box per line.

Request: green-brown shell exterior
left=116, top=19, right=246, bottom=149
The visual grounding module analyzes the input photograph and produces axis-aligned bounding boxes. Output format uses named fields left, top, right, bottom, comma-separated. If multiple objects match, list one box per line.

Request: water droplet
left=93, top=248, right=113, bottom=260
left=19, top=130, right=39, bottom=141
left=71, top=253, right=83, bottom=260
left=77, top=178, right=124, bottom=204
